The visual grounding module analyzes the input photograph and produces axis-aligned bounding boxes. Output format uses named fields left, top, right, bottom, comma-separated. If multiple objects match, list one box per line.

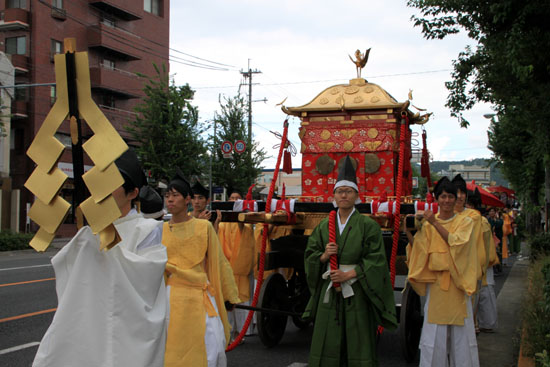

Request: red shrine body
left=284, top=78, right=427, bottom=203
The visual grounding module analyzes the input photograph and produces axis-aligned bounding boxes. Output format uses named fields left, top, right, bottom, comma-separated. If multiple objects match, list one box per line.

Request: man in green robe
left=304, top=156, right=397, bottom=367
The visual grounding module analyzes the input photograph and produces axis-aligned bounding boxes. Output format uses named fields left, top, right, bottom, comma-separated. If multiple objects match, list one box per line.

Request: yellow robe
left=218, top=222, right=255, bottom=302
left=163, top=218, right=240, bottom=367
left=502, top=213, right=512, bottom=260
left=481, top=217, right=500, bottom=285
left=456, top=208, right=485, bottom=281
left=407, top=214, right=477, bottom=325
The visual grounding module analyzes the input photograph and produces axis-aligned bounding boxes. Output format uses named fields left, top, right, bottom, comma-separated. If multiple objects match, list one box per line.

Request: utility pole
left=240, top=60, right=263, bottom=186
left=240, top=61, right=262, bottom=150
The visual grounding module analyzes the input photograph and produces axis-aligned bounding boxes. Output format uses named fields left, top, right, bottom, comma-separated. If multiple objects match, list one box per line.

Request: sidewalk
left=477, top=244, right=530, bottom=367
left=50, top=237, right=72, bottom=250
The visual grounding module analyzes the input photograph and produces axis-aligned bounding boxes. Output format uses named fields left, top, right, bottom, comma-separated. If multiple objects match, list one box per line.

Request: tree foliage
left=408, top=0, right=550, bottom=233
left=210, top=95, right=267, bottom=195
left=126, top=64, right=209, bottom=182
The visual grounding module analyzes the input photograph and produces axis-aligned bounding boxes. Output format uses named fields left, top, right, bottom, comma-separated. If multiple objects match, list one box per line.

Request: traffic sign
left=221, top=141, right=233, bottom=154
left=234, top=140, right=246, bottom=154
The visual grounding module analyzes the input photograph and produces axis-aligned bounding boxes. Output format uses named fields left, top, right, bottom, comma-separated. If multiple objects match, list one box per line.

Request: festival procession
left=0, top=1, right=549, bottom=367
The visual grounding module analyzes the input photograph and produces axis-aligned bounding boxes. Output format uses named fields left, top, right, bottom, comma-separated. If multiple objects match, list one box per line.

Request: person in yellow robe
left=472, top=203, right=499, bottom=332
left=163, top=169, right=240, bottom=367
left=218, top=190, right=256, bottom=341
left=501, top=208, right=513, bottom=265
left=407, top=177, right=480, bottom=367
left=452, top=174, right=485, bottom=283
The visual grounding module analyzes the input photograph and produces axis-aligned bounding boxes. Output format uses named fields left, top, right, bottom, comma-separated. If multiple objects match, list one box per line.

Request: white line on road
left=287, top=364, right=308, bottom=367
left=0, top=264, right=52, bottom=272
left=0, top=342, right=40, bottom=355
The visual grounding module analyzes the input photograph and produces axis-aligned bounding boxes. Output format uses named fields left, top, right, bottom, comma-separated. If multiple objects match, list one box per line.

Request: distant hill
left=417, top=158, right=509, bottom=186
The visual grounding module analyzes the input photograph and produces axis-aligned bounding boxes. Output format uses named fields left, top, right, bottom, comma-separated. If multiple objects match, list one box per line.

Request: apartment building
left=0, top=0, right=169, bottom=234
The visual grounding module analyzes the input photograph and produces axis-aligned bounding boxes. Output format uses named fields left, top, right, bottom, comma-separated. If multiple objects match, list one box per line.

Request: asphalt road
left=0, top=251, right=56, bottom=367
left=0, top=249, right=516, bottom=367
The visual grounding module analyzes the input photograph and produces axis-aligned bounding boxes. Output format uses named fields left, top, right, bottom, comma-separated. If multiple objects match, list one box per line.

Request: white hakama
left=477, top=267, right=498, bottom=330
left=419, top=285, right=480, bottom=367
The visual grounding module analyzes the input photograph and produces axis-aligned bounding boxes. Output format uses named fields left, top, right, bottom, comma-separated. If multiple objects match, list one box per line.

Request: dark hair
left=434, top=178, right=457, bottom=199
left=121, top=173, right=137, bottom=195
left=229, top=190, right=243, bottom=198
left=168, top=181, right=190, bottom=198
left=466, top=188, right=481, bottom=209
left=121, top=173, right=139, bottom=207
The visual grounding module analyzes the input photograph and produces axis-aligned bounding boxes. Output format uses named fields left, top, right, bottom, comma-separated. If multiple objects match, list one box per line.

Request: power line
left=190, top=68, right=453, bottom=90
left=35, top=0, right=233, bottom=72
left=60, top=0, right=237, bottom=70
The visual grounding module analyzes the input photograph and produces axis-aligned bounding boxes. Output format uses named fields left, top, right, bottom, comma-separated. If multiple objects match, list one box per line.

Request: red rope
left=328, top=210, right=340, bottom=289
left=421, top=128, right=432, bottom=188
left=378, top=113, right=408, bottom=336
left=226, top=120, right=289, bottom=351
left=390, top=113, right=408, bottom=287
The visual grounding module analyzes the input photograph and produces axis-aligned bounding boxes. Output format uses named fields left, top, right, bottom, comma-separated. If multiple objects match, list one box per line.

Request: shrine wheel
left=399, top=281, right=423, bottom=362
left=257, top=273, right=289, bottom=347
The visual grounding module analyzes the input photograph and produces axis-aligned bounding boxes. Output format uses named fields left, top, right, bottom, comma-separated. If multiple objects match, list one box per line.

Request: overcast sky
left=169, top=0, right=494, bottom=168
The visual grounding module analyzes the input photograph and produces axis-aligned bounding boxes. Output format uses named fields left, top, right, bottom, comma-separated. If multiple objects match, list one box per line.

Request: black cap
left=466, top=187, right=482, bottom=208
left=139, top=186, right=163, bottom=215
left=433, top=176, right=456, bottom=199
left=192, top=180, right=209, bottom=198
left=334, top=155, right=358, bottom=192
left=168, top=168, right=191, bottom=197
left=451, top=174, right=467, bottom=194
left=115, top=149, right=146, bottom=189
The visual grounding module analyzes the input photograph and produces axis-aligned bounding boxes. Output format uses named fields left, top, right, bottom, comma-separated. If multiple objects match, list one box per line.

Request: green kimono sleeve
left=354, top=218, right=398, bottom=330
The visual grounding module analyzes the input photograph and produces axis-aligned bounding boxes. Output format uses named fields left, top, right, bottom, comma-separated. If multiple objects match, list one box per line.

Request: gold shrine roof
left=282, top=78, right=407, bottom=116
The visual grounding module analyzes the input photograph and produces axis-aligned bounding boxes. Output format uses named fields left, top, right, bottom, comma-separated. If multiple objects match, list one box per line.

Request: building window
left=12, top=128, right=25, bottom=155
left=50, top=86, right=57, bottom=105
left=5, top=36, right=26, bottom=55
left=101, top=93, right=115, bottom=108
left=51, top=39, right=62, bottom=61
left=101, top=57, right=116, bottom=70
left=52, top=0, right=63, bottom=9
left=7, top=0, right=26, bottom=8
left=14, top=86, right=28, bottom=101
left=144, top=0, right=161, bottom=16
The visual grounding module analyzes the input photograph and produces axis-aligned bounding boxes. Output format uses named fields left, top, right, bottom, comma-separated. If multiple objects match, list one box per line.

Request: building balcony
left=51, top=7, right=67, bottom=21
left=8, top=54, right=29, bottom=74
left=88, top=0, right=141, bottom=21
left=11, top=100, right=28, bottom=119
left=0, top=8, right=29, bottom=31
left=89, top=64, right=142, bottom=98
left=87, top=23, right=141, bottom=61
left=98, top=105, right=136, bottom=140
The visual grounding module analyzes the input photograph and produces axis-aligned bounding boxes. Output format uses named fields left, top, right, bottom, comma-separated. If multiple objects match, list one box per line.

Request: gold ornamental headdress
left=25, top=38, right=128, bottom=251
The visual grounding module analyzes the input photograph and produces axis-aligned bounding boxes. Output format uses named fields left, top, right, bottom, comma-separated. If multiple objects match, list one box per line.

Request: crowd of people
left=32, top=151, right=520, bottom=367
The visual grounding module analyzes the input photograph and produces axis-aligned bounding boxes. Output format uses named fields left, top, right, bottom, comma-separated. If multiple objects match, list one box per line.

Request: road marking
left=0, top=342, right=40, bottom=355
left=0, top=264, right=52, bottom=272
left=0, top=308, right=57, bottom=323
left=287, top=364, right=308, bottom=367
left=0, top=278, right=55, bottom=288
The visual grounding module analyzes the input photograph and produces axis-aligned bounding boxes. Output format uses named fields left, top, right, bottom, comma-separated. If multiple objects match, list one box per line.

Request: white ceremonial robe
left=419, top=285, right=480, bottom=367
left=33, top=212, right=167, bottom=367
left=477, top=267, right=498, bottom=330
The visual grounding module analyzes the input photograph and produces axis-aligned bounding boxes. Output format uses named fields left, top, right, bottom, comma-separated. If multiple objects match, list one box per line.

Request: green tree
left=210, top=95, right=267, bottom=194
left=488, top=113, right=545, bottom=233
left=126, top=64, right=209, bottom=182
left=407, top=0, right=550, bottom=234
